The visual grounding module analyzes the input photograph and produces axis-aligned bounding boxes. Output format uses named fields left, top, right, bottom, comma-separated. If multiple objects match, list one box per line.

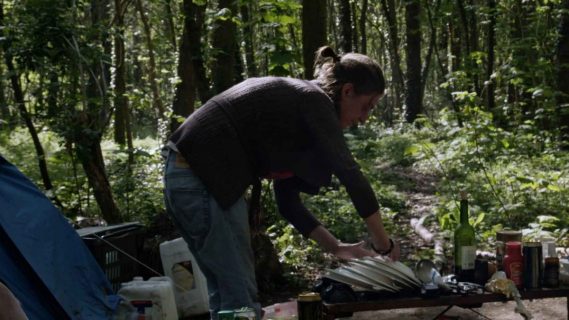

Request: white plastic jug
left=117, top=276, right=178, bottom=320
left=160, top=237, right=209, bottom=317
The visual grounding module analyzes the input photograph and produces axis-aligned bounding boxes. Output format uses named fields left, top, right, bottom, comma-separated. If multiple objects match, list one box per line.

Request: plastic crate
left=78, top=222, right=145, bottom=293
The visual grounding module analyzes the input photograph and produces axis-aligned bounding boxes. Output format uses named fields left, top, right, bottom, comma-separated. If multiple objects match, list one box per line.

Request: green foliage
left=0, top=129, right=165, bottom=223
left=407, top=106, right=569, bottom=247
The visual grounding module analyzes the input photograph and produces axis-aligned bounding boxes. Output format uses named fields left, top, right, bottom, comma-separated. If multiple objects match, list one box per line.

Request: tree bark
left=163, top=0, right=177, bottom=50
left=171, top=0, right=198, bottom=133
left=351, top=1, right=358, bottom=52
left=485, top=0, right=496, bottom=111
left=188, top=2, right=210, bottom=103
left=338, top=0, right=353, bottom=53
left=557, top=0, right=569, bottom=148
left=241, top=1, right=258, bottom=77
left=302, top=0, right=327, bottom=79
left=359, top=0, right=369, bottom=54
left=211, top=0, right=238, bottom=94
left=380, top=0, right=405, bottom=111
left=405, top=0, right=422, bottom=123
left=135, top=0, right=165, bottom=119
left=114, top=0, right=128, bottom=146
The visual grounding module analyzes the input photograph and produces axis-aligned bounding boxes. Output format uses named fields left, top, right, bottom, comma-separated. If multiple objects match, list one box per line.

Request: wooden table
left=323, top=287, right=569, bottom=319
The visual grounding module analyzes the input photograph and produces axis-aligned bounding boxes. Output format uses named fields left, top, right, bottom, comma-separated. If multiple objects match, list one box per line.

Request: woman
left=163, top=46, right=400, bottom=319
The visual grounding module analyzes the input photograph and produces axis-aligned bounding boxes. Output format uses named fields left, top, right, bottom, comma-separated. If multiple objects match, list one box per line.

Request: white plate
left=324, top=268, right=375, bottom=290
left=365, top=257, right=421, bottom=285
left=344, top=263, right=399, bottom=292
left=349, top=259, right=417, bottom=289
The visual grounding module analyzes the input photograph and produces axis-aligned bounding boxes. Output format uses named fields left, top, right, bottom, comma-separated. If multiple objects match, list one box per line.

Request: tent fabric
left=0, top=155, right=119, bottom=319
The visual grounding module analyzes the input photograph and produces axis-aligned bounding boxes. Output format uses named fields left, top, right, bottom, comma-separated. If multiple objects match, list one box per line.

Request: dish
left=324, top=268, right=375, bottom=290
left=345, top=262, right=400, bottom=291
left=365, top=257, right=421, bottom=285
left=351, top=258, right=420, bottom=288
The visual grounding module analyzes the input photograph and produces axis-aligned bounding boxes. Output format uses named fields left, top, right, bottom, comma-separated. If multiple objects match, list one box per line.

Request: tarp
left=0, top=155, right=119, bottom=319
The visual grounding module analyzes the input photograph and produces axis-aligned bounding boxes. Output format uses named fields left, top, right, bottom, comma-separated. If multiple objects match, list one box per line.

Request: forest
left=0, top=0, right=568, bottom=294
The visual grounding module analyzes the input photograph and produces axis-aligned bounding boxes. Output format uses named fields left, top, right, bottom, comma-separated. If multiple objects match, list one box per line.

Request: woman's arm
left=364, top=211, right=400, bottom=261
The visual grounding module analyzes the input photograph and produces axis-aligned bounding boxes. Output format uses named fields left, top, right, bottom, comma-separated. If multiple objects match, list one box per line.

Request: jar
left=543, top=257, right=560, bottom=288
left=503, top=241, right=523, bottom=288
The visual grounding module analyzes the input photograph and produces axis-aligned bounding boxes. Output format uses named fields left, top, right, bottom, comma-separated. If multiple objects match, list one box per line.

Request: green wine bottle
left=454, top=192, right=476, bottom=282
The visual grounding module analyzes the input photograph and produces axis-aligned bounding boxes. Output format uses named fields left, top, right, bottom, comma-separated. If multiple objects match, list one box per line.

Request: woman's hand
left=332, top=241, right=376, bottom=260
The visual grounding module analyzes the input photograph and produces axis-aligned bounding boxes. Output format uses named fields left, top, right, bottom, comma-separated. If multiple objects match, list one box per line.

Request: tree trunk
left=187, top=2, right=210, bottom=104
left=351, top=1, right=358, bottom=52
left=171, top=0, right=198, bottom=133
left=135, top=0, right=165, bottom=119
left=485, top=0, right=496, bottom=111
left=302, top=0, right=327, bottom=79
left=211, top=0, right=238, bottom=94
left=338, top=0, right=353, bottom=53
left=360, top=0, right=369, bottom=54
left=380, top=0, right=405, bottom=112
left=164, top=0, right=177, bottom=50
left=557, top=0, right=569, bottom=148
left=114, top=0, right=128, bottom=146
left=0, top=51, right=11, bottom=130
left=76, top=0, right=121, bottom=224
left=405, top=0, right=422, bottom=123
left=241, top=1, right=258, bottom=77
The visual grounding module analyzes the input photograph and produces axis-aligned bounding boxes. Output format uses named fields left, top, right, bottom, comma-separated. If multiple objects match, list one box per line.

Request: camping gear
left=78, top=222, right=146, bottom=292
left=160, top=237, right=209, bottom=317
left=0, top=155, right=119, bottom=319
left=118, top=276, right=178, bottom=320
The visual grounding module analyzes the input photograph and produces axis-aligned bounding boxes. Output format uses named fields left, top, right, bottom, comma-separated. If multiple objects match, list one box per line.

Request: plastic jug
left=160, top=237, right=209, bottom=317
left=117, top=276, right=178, bottom=320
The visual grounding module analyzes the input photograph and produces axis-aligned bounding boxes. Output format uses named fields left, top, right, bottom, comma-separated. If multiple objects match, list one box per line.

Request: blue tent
left=0, top=155, right=120, bottom=319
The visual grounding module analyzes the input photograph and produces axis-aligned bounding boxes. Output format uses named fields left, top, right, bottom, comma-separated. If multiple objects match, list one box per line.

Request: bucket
left=160, top=237, right=209, bottom=317
left=118, top=276, right=178, bottom=320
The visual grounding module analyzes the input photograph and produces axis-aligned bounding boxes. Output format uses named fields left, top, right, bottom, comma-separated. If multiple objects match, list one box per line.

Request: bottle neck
left=460, top=199, right=469, bottom=224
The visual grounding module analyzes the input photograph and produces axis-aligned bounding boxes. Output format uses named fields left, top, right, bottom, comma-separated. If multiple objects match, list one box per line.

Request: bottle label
left=510, top=261, right=523, bottom=285
left=460, top=246, right=476, bottom=270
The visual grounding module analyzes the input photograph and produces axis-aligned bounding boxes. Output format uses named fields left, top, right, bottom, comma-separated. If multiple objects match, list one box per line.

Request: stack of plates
left=324, top=256, right=421, bottom=292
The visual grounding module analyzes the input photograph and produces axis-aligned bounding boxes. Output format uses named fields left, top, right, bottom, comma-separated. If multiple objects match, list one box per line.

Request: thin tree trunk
left=338, top=0, right=352, bottom=53
left=135, top=0, right=165, bottom=119
left=405, top=0, right=422, bottom=123
left=557, top=0, right=569, bottom=148
left=485, top=0, right=496, bottom=111
left=380, top=0, right=405, bottom=111
left=211, top=0, right=238, bottom=94
left=360, top=0, right=368, bottom=54
left=164, top=0, right=177, bottom=50
left=351, top=1, right=358, bottom=52
left=302, top=0, right=327, bottom=79
left=188, top=2, right=210, bottom=103
left=171, top=0, right=198, bottom=133
left=0, top=50, right=11, bottom=129
left=114, top=0, right=128, bottom=146
left=241, top=1, right=257, bottom=77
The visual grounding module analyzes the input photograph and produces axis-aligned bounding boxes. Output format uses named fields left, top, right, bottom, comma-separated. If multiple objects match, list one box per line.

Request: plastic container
left=118, top=276, right=178, bottom=320
left=160, top=237, right=209, bottom=317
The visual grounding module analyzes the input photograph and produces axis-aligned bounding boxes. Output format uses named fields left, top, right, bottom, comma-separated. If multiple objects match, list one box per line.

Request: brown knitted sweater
left=169, top=77, right=379, bottom=236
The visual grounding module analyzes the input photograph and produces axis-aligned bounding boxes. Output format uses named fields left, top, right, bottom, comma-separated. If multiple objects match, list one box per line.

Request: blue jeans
left=163, top=150, right=261, bottom=320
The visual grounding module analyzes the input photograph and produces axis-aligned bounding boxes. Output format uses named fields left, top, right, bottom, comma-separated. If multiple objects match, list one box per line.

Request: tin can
left=218, top=310, right=235, bottom=320
left=543, top=257, right=560, bottom=288
left=523, top=242, right=543, bottom=289
left=297, top=292, right=322, bottom=320
left=234, top=307, right=256, bottom=320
